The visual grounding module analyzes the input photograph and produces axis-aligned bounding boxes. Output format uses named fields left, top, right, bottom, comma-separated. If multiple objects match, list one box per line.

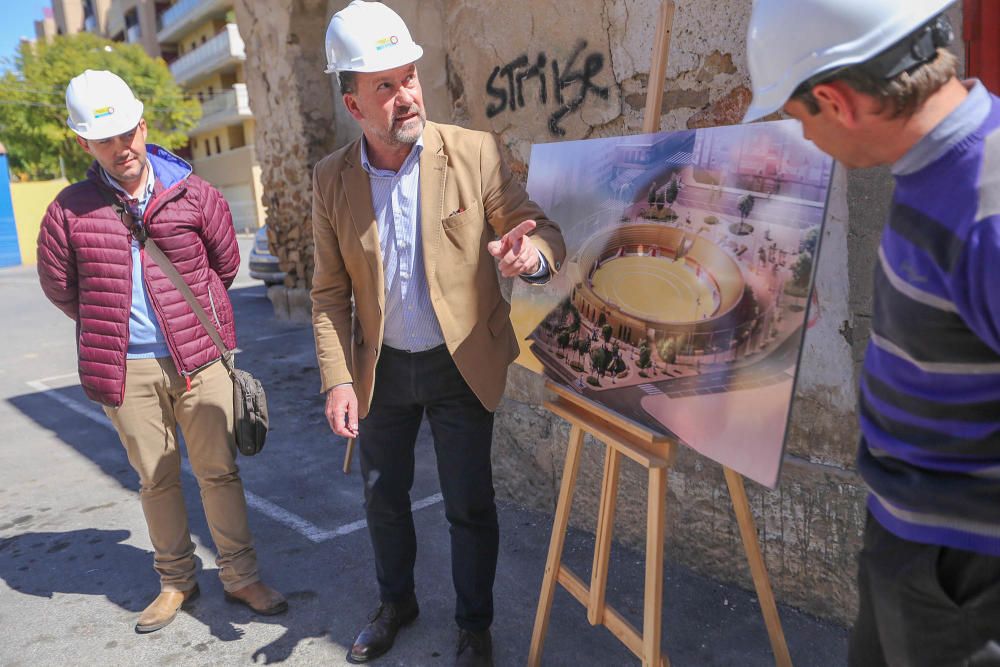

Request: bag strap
left=98, top=185, right=234, bottom=370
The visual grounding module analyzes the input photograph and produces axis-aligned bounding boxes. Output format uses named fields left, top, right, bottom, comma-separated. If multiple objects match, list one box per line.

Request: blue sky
left=0, top=0, right=55, bottom=70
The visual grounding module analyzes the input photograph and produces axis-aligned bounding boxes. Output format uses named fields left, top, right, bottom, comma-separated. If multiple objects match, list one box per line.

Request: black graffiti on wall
left=485, top=39, right=610, bottom=136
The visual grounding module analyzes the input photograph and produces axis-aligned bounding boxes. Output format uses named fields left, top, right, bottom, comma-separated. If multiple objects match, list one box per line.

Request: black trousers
left=849, top=512, right=1000, bottom=667
left=358, top=344, right=499, bottom=632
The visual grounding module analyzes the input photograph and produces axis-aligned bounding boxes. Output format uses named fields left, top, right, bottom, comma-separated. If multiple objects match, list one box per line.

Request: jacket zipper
left=141, top=177, right=193, bottom=391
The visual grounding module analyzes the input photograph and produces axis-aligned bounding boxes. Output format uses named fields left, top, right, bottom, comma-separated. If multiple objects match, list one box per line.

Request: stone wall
left=236, top=0, right=965, bottom=624
left=233, top=0, right=340, bottom=313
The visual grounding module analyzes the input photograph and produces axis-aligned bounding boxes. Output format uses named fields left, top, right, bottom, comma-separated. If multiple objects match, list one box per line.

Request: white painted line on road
left=25, top=376, right=444, bottom=544
left=35, top=372, right=82, bottom=384
left=317, top=493, right=445, bottom=541
left=0, top=278, right=43, bottom=286
left=254, top=331, right=302, bottom=342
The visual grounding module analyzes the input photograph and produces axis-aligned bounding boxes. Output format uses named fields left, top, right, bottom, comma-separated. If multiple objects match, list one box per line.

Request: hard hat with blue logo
left=65, top=69, right=144, bottom=140
left=324, top=0, right=423, bottom=74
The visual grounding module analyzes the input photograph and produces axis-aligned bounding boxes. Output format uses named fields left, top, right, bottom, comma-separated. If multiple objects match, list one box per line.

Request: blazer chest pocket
left=441, top=201, right=484, bottom=265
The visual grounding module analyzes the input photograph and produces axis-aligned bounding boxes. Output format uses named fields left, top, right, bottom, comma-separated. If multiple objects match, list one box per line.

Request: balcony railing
left=194, top=83, right=253, bottom=134
left=157, top=0, right=230, bottom=44
left=169, top=23, right=245, bottom=87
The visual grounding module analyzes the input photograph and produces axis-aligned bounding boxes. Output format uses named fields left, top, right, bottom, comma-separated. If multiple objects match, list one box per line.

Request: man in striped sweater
left=744, top=1, right=1000, bottom=664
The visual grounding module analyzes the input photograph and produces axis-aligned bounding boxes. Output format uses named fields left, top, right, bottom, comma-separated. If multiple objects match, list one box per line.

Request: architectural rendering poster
left=512, top=120, right=834, bottom=488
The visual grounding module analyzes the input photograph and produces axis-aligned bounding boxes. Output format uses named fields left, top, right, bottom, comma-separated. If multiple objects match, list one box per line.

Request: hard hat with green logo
left=324, top=0, right=423, bottom=74
left=743, top=0, right=957, bottom=123
left=65, top=69, right=144, bottom=140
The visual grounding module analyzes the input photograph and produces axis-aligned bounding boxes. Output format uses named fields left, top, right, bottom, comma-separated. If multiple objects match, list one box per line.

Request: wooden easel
left=527, top=3, right=792, bottom=666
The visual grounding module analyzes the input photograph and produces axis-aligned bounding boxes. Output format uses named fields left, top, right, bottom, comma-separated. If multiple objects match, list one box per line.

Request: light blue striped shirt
left=361, top=136, right=445, bottom=352
left=102, top=160, right=170, bottom=359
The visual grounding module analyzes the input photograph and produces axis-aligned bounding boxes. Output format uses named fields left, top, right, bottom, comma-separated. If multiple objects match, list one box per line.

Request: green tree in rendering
left=801, top=227, right=820, bottom=256
left=656, top=337, right=677, bottom=365
left=590, top=347, right=612, bottom=378
left=601, top=324, right=613, bottom=346
left=665, top=177, right=680, bottom=206
left=735, top=193, right=756, bottom=235
left=792, top=252, right=814, bottom=289
left=638, top=345, right=652, bottom=369
left=0, top=33, right=198, bottom=181
left=557, top=331, right=571, bottom=354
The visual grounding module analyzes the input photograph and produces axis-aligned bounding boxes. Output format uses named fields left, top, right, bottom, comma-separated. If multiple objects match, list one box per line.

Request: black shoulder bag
left=103, top=189, right=268, bottom=456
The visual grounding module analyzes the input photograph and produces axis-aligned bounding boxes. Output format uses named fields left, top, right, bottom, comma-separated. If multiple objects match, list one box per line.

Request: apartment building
left=35, top=0, right=114, bottom=41
left=157, top=0, right=264, bottom=231
left=35, top=0, right=265, bottom=232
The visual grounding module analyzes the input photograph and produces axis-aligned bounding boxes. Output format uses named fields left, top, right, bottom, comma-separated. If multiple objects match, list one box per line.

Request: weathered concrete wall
left=236, top=0, right=964, bottom=625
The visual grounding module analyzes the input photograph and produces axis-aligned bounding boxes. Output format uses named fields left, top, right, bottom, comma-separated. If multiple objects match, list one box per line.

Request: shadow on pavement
left=0, top=527, right=331, bottom=661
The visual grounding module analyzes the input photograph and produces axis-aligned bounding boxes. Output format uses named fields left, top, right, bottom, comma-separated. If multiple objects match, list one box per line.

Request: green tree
left=736, top=193, right=755, bottom=235
left=638, top=346, right=652, bottom=369
left=792, top=252, right=814, bottom=288
left=601, top=324, right=613, bottom=345
left=0, top=33, right=199, bottom=181
left=590, top=347, right=612, bottom=378
left=800, top=227, right=820, bottom=256
left=665, top=177, right=680, bottom=205
left=557, top=331, right=571, bottom=353
left=656, top=337, right=676, bottom=364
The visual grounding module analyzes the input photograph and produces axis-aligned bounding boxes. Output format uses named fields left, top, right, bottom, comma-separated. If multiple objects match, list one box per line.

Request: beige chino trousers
left=104, top=357, right=258, bottom=593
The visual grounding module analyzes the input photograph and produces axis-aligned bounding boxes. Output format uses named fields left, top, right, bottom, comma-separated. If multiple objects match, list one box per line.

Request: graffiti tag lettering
left=485, top=39, right=610, bottom=136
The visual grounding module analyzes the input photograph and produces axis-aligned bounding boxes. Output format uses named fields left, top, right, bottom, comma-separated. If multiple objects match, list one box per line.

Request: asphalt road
left=0, top=237, right=848, bottom=665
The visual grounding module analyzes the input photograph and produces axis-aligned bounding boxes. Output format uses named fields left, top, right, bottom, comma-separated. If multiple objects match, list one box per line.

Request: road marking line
left=254, top=331, right=302, bottom=342
left=34, top=371, right=86, bottom=385
left=25, top=377, right=443, bottom=543
left=0, top=278, right=43, bottom=286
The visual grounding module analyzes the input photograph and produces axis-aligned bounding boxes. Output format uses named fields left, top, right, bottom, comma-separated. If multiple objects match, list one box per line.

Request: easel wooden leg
left=589, top=447, right=621, bottom=625
left=724, top=467, right=793, bottom=667
left=528, top=424, right=586, bottom=667
left=643, top=465, right=669, bottom=667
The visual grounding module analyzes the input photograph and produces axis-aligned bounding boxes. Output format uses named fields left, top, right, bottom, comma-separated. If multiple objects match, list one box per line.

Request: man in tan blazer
left=311, top=2, right=565, bottom=665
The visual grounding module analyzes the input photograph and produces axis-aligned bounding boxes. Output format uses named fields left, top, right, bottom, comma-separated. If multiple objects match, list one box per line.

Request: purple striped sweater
left=858, top=81, right=1000, bottom=555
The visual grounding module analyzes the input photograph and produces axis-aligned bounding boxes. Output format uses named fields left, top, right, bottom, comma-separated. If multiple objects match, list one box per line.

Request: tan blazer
left=311, top=121, right=566, bottom=417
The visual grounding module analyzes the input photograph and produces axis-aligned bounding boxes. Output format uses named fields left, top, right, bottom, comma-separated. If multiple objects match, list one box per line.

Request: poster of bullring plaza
left=512, top=120, right=834, bottom=488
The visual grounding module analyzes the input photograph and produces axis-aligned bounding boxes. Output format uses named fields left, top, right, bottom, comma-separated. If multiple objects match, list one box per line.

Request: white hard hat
left=324, top=0, right=423, bottom=74
left=743, top=0, right=957, bottom=123
left=65, top=69, right=144, bottom=140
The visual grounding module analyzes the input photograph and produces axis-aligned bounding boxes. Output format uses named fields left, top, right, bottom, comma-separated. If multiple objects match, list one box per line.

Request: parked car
left=248, top=224, right=286, bottom=285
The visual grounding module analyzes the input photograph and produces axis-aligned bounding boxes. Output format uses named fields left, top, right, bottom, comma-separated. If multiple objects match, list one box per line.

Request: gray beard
left=389, top=115, right=425, bottom=145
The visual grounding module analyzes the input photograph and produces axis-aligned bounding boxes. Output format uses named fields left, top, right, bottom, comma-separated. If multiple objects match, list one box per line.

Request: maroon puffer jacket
left=37, top=146, right=240, bottom=406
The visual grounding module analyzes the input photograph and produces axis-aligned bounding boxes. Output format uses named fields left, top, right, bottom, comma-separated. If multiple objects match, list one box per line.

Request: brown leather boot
left=134, top=585, right=200, bottom=634
left=224, top=581, right=288, bottom=615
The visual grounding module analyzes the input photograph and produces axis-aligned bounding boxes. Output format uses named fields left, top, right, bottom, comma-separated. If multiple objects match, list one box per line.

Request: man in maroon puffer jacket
left=37, top=70, right=286, bottom=633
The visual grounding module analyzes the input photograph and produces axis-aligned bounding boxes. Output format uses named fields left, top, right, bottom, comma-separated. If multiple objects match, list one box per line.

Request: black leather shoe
left=346, top=598, right=419, bottom=664
left=455, top=628, right=493, bottom=667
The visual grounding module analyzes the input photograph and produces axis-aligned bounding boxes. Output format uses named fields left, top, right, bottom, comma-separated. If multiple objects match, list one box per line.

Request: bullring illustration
left=513, top=120, right=834, bottom=487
